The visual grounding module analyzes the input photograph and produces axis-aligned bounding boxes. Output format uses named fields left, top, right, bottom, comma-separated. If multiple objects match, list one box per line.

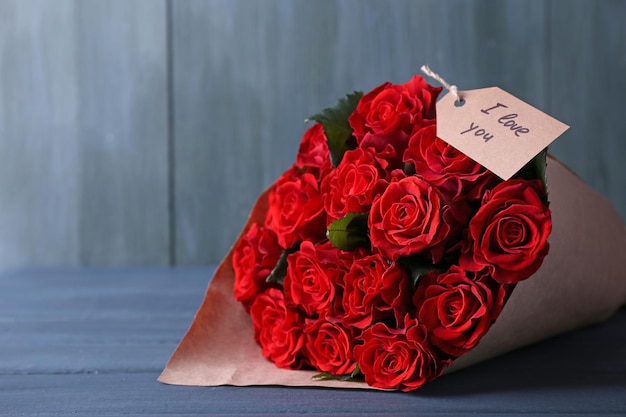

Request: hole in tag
left=454, top=99, right=466, bottom=107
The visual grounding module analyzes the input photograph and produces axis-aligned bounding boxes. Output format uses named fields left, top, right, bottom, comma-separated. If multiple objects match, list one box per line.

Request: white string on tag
left=420, top=65, right=463, bottom=105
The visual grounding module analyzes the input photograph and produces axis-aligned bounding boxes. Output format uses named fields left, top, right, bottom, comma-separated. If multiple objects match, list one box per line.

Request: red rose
left=404, top=124, right=499, bottom=202
left=304, top=318, right=357, bottom=376
left=459, top=179, right=552, bottom=284
left=250, top=288, right=307, bottom=369
left=321, top=147, right=389, bottom=221
left=283, top=241, right=344, bottom=316
left=413, top=266, right=508, bottom=357
left=348, top=76, right=441, bottom=142
left=368, top=175, right=453, bottom=262
left=335, top=245, right=372, bottom=272
left=342, top=254, right=410, bottom=329
left=296, top=123, right=332, bottom=181
left=354, top=317, right=450, bottom=391
left=265, top=167, right=326, bottom=248
left=357, top=132, right=410, bottom=172
left=232, top=223, right=283, bottom=310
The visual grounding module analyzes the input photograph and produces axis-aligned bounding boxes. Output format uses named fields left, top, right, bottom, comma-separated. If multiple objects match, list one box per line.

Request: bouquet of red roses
left=230, top=76, right=551, bottom=391
left=159, top=75, right=625, bottom=392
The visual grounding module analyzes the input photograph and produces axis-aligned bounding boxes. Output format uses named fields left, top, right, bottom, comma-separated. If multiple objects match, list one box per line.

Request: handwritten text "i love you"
left=460, top=103, right=530, bottom=142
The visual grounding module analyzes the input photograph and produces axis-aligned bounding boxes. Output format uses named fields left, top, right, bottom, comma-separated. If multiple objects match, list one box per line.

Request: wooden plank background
left=1, top=268, right=625, bottom=415
left=0, top=0, right=624, bottom=267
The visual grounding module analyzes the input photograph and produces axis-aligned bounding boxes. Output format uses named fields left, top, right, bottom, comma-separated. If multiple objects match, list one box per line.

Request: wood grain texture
left=171, top=0, right=345, bottom=264
left=0, top=268, right=209, bottom=374
left=548, top=0, right=626, bottom=221
left=0, top=0, right=80, bottom=266
left=0, top=0, right=169, bottom=268
left=0, top=1, right=624, bottom=267
left=74, top=0, right=170, bottom=265
left=0, top=268, right=624, bottom=415
left=2, top=371, right=625, bottom=416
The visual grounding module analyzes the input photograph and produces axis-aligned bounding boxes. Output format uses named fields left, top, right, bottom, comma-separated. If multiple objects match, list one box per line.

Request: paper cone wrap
left=159, top=156, right=626, bottom=388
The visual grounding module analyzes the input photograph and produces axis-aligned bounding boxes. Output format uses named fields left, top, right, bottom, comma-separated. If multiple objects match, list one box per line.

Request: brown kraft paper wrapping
left=158, top=156, right=626, bottom=388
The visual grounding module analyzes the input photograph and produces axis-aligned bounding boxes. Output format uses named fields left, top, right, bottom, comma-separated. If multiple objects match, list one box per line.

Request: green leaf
left=327, top=213, right=369, bottom=251
left=405, top=257, right=449, bottom=289
left=312, top=365, right=364, bottom=383
left=265, top=247, right=296, bottom=285
left=312, top=372, right=339, bottom=381
left=408, top=263, right=436, bottom=289
left=515, top=147, right=549, bottom=204
left=307, top=91, right=363, bottom=166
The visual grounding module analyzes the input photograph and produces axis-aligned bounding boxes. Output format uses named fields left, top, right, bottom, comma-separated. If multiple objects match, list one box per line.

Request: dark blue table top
left=1, top=267, right=624, bottom=416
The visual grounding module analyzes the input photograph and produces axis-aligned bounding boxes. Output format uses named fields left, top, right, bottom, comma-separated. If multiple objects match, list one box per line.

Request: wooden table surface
left=1, top=267, right=624, bottom=416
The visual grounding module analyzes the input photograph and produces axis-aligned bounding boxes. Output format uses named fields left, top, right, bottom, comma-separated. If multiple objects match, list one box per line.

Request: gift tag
left=436, top=87, right=569, bottom=180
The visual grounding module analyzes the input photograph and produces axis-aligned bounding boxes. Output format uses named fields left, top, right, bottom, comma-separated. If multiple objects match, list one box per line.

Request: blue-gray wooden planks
left=0, top=0, right=80, bottom=266
left=0, top=0, right=625, bottom=267
left=0, top=268, right=624, bottom=415
left=548, top=0, right=626, bottom=219
left=74, top=1, right=170, bottom=265
left=0, top=0, right=170, bottom=267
